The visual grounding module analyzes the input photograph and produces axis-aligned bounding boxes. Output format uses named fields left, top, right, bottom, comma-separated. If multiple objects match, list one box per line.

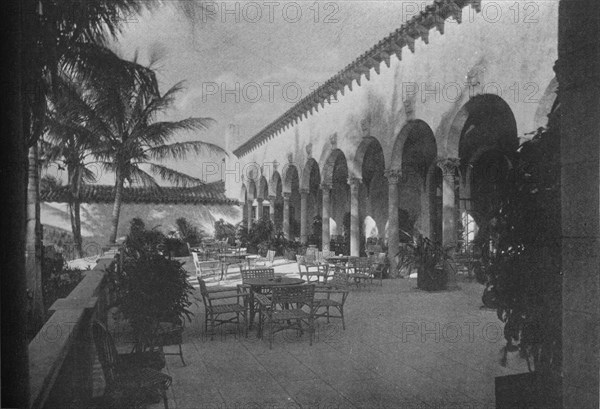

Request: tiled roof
left=40, top=181, right=239, bottom=205
left=233, top=0, right=479, bottom=157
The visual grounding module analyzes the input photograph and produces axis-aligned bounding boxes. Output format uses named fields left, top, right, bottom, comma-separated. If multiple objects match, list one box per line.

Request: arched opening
left=283, top=165, right=300, bottom=240
left=257, top=176, right=269, bottom=220
left=301, top=158, right=322, bottom=246
left=247, top=179, right=257, bottom=221
left=391, top=120, right=438, bottom=242
left=356, top=137, right=387, bottom=250
left=451, top=94, right=518, bottom=255
left=269, top=171, right=283, bottom=232
left=323, top=149, right=350, bottom=254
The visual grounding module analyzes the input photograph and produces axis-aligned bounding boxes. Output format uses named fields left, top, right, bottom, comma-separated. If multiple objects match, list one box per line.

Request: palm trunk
left=68, top=165, right=83, bottom=258
left=109, top=169, right=125, bottom=244
left=26, top=143, right=44, bottom=331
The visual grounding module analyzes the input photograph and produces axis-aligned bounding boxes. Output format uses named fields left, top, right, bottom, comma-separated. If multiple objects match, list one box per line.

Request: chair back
left=197, top=260, right=221, bottom=277
left=353, top=257, right=372, bottom=274
left=271, top=284, right=315, bottom=309
left=192, top=251, right=201, bottom=269
left=241, top=268, right=274, bottom=282
left=92, top=321, right=120, bottom=385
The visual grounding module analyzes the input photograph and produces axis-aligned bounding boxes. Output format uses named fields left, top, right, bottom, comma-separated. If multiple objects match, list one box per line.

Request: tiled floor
left=131, top=258, right=528, bottom=409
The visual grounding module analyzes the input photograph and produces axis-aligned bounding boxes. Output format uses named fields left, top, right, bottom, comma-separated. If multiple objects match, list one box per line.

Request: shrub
left=176, top=217, right=205, bottom=247
left=110, top=219, right=194, bottom=352
left=215, top=219, right=237, bottom=245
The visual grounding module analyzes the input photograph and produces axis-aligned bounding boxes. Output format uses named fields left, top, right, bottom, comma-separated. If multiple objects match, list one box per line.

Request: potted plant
left=486, top=107, right=562, bottom=407
left=109, top=218, right=194, bottom=361
left=411, top=235, right=451, bottom=291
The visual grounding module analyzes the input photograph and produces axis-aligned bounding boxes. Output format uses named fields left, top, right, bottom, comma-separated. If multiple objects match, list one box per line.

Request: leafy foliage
left=175, top=217, right=205, bottom=247
left=214, top=219, right=237, bottom=245
left=486, top=109, right=562, bottom=374
left=110, top=218, right=194, bottom=350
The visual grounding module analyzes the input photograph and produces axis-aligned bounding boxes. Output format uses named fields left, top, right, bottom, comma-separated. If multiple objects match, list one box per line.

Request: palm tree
left=42, top=73, right=111, bottom=258
left=87, top=75, right=225, bottom=243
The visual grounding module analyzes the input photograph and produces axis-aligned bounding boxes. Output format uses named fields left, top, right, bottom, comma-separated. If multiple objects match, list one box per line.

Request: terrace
left=129, top=258, right=525, bottom=409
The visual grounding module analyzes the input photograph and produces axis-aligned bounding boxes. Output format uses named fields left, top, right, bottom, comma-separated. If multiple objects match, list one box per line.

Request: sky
left=51, top=1, right=421, bottom=185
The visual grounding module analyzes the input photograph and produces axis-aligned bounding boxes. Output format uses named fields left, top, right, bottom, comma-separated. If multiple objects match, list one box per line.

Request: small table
left=219, top=253, right=247, bottom=280
left=244, top=276, right=305, bottom=329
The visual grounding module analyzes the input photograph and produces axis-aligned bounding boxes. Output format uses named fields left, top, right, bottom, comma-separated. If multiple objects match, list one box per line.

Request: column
left=321, top=184, right=331, bottom=252
left=558, top=1, right=600, bottom=407
left=268, top=195, right=276, bottom=224
left=349, top=177, right=361, bottom=257
left=438, top=158, right=460, bottom=289
left=246, top=200, right=253, bottom=232
left=300, top=189, right=309, bottom=244
left=256, top=197, right=263, bottom=221
left=384, top=169, right=401, bottom=275
left=282, top=193, right=290, bottom=239
left=437, top=158, right=460, bottom=248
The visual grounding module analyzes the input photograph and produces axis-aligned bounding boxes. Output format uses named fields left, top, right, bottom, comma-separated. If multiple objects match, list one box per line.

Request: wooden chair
left=347, top=257, right=374, bottom=287
left=196, top=260, right=222, bottom=280
left=153, top=317, right=186, bottom=366
left=256, top=284, right=316, bottom=349
left=368, top=252, right=386, bottom=286
left=314, top=268, right=350, bottom=330
left=238, top=268, right=275, bottom=325
left=296, top=255, right=328, bottom=284
left=197, top=278, right=248, bottom=339
left=92, top=321, right=172, bottom=409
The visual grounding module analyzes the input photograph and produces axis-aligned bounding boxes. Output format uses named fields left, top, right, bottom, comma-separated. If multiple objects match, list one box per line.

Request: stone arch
left=355, top=136, right=387, bottom=244
left=269, top=171, right=282, bottom=198
left=281, top=164, right=299, bottom=194
left=390, top=119, right=438, bottom=172
left=354, top=136, right=388, bottom=177
left=247, top=179, right=257, bottom=200
left=446, top=94, right=518, bottom=160
left=257, top=175, right=269, bottom=199
left=390, top=120, right=437, bottom=240
left=322, top=149, right=348, bottom=186
left=300, top=158, right=321, bottom=191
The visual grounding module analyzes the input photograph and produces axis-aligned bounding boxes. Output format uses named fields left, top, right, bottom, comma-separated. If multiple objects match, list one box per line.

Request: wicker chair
left=198, top=278, right=248, bottom=339
left=256, top=284, right=316, bottom=349
left=238, top=268, right=275, bottom=326
left=347, top=257, right=374, bottom=287
left=92, top=321, right=172, bottom=409
left=314, top=268, right=350, bottom=329
left=195, top=259, right=222, bottom=280
left=297, top=255, right=328, bottom=284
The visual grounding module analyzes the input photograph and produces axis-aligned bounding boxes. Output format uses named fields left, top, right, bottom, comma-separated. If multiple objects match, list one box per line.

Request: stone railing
left=28, top=252, right=117, bottom=409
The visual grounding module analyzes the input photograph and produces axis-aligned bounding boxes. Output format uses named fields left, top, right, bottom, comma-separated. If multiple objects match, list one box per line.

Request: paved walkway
left=142, top=258, right=528, bottom=409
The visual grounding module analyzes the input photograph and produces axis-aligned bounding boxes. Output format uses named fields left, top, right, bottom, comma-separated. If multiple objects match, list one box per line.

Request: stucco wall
left=225, top=1, right=558, bottom=201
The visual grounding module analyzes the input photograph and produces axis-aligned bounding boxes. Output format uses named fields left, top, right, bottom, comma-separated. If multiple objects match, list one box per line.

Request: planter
left=417, top=266, right=447, bottom=291
left=495, top=372, right=562, bottom=409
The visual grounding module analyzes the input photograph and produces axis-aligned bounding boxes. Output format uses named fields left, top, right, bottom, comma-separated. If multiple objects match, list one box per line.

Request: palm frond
left=148, top=164, right=205, bottom=188
left=146, top=140, right=225, bottom=161
left=127, top=166, right=161, bottom=188
left=136, top=117, right=215, bottom=148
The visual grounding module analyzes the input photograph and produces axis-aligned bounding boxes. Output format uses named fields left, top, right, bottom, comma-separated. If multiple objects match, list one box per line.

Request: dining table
left=243, top=276, right=305, bottom=330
